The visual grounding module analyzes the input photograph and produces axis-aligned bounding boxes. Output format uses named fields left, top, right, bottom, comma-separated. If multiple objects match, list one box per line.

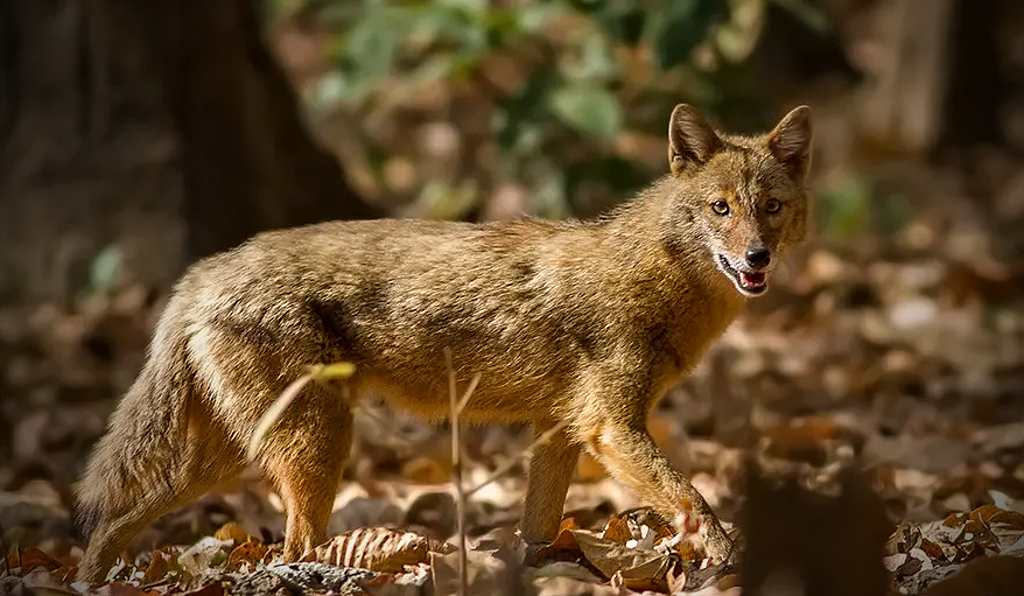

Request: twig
left=247, top=373, right=314, bottom=461
left=464, top=419, right=569, bottom=499
left=246, top=362, right=356, bottom=461
left=444, top=348, right=481, bottom=596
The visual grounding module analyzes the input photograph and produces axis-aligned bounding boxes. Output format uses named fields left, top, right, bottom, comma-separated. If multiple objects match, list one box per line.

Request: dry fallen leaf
left=212, top=521, right=249, bottom=545
left=401, top=455, right=449, bottom=484
left=910, top=503, right=1024, bottom=565
left=600, top=516, right=632, bottom=545
left=139, top=548, right=174, bottom=585
left=176, top=537, right=233, bottom=577
left=227, top=541, right=268, bottom=571
left=571, top=529, right=673, bottom=591
left=922, top=553, right=1024, bottom=595
left=5, top=546, right=68, bottom=575
left=535, top=517, right=585, bottom=563
left=300, top=526, right=453, bottom=572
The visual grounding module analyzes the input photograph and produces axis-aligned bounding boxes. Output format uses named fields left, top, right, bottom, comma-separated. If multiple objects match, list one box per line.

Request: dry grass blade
left=246, top=362, right=356, bottom=461
left=299, top=527, right=452, bottom=573
left=246, top=374, right=313, bottom=461
left=444, top=348, right=481, bottom=596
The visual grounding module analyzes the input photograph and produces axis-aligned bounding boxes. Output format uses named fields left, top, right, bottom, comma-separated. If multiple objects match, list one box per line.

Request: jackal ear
left=668, top=104, right=722, bottom=176
left=767, top=105, right=813, bottom=182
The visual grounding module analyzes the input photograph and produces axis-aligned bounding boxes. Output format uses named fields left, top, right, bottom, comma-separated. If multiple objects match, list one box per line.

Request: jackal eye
left=711, top=200, right=730, bottom=215
left=765, top=198, right=782, bottom=214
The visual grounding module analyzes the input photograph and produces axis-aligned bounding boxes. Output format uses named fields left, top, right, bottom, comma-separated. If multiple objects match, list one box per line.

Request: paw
left=700, top=526, right=737, bottom=566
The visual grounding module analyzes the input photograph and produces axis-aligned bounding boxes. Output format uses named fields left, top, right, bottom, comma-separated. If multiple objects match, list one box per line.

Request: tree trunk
left=858, top=0, right=955, bottom=153
left=0, top=0, right=381, bottom=304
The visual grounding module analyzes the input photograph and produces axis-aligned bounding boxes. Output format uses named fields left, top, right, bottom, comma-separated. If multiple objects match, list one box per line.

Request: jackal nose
left=745, top=247, right=771, bottom=269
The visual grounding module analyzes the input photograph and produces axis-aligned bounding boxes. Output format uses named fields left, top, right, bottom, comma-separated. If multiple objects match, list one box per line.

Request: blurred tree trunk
left=859, top=0, right=955, bottom=153
left=938, top=0, right=1009, bottom=149
left=0, top=0, right=381, bottom=303
left=854, top=0, right=1016, bottom=153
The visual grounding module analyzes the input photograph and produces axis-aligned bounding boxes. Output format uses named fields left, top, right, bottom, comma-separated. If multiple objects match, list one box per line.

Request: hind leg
left=77, top=410, right=245, bottom=583
left=255, top=384, right=353, bottom=561
left=520, top=422, right=580, bottom=543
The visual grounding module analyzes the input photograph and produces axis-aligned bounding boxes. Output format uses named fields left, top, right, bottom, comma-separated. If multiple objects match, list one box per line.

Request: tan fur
left=75, top=105, right=813, bottom=582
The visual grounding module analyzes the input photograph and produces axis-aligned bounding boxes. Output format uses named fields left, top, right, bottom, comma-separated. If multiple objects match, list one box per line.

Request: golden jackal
left=76, top=104, right=813, bottom=582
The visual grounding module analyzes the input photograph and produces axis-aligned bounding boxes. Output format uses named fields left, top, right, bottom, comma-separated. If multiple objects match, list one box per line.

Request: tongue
left=740, top=271, right=766, bottom=288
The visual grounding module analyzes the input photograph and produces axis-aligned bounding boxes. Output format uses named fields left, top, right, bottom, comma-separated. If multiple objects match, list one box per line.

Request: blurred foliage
left=816, top=173, right=913, bottom=240
left=264, top=0, right=831, bottom=219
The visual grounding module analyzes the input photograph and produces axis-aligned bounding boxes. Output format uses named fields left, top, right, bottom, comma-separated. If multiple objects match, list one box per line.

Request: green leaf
left=817, top=173, right=872, bottom=238
left=308, top=71, right=349, bottom=113
left=515, top=2, right=565, bottom=34
left=89, top=244, right=123, bottom=295
left=566, top=0, right=606, bottom=12
left=549, top=84, right=622, bottom=139
left=340, top=8, right=406, bottom=97
left=603, top=7, right=647, bottom=46
left=716, top=0, right=766, bottom=63
left=417, top=179, right=479, bottom=221
left=562, top=31, right=619, bottom=82
left=653, top=0, right=730, bottom=71
left=497, top=64, right=559, bottom=153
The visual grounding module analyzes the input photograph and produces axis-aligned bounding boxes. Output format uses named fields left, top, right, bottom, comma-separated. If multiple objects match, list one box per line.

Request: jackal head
left=663, top=104, right=813, bottom=297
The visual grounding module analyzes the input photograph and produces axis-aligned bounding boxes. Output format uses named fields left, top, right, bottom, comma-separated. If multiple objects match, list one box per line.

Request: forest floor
left=3, top=196, right=1024, bottom=595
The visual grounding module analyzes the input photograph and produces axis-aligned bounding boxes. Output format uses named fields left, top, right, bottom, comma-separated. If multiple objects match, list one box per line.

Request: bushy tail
left=74, top=304, right=194, bottom=540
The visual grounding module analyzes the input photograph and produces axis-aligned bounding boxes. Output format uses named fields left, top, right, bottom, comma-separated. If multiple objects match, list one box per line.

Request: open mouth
left=716, top=254, right=769, bottom=296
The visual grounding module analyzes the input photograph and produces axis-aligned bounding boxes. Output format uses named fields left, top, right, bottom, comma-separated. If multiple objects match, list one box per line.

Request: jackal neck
left=600, top=176, right=735, bottom=297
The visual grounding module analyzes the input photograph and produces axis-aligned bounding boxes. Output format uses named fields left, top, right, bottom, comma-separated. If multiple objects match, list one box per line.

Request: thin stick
left=247, top=373, right=314, bottom=461
left=246, top=363, right=355, bottom=462
left=456, top=373, right=480, bottom=419
left=465, top=420, right=569, bottom=499
left=444, top=348, right=467, bottom=596
left=444, top=348, right=481, bottom=596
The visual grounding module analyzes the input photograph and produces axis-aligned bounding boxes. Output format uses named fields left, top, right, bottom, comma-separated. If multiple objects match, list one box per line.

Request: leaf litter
left=4, top=185, right=1024, bottom=594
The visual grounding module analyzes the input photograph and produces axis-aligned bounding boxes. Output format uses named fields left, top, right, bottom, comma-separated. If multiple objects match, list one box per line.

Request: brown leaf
left=761, top=415, right=851, bottom=465
left=401, top=456, right=449, bottom=485
left=888, top=522, right=924, bottom=556
left=571, top=530, right=672, bottom=584
left=969, top=504, right=1024, bottom=551
left=300, top=527, right=452, bottom=573
left=227, top=541, right=267, bottom=571
left=534, top=518, right=583, bottom=562
left=558, top=517, right=580, bottom=533
left=5, top=546, right=67, bottom=575
left=599, top=517, right=632, bottom=545
left=923, top=504, right=1024, bottom=563
left=140, top=548, right=174, bottom=585
left=176, top=537, right=233, bottom=577
left=212, top=521, right=249, bottom=545
left=618, top=507, right=677, bottom=542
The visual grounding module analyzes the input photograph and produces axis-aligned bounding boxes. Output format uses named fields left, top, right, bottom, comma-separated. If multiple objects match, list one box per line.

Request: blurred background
left=1, top=0, right=1023, bottom=576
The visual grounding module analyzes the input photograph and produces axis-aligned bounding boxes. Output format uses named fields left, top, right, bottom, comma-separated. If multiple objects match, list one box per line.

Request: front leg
left=582, top=411, right=735, bottom=564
